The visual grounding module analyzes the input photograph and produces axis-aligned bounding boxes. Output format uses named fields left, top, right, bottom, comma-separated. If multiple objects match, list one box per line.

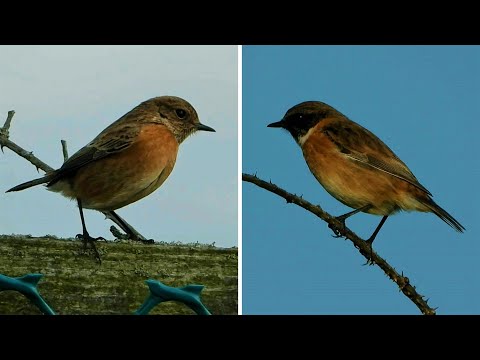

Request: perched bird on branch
left=7, top=96, right=215, bottom=259
left=268, top=101, right=464, bottom=244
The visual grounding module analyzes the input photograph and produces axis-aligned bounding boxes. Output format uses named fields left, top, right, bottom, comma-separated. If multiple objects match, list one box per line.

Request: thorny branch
left=243, top=173, right=436, bottom=315
left=0, top=110, right=147, bottom=241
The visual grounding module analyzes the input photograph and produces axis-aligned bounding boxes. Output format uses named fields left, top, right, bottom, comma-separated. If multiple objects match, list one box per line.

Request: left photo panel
left=0, top=45, right=238, bottom=315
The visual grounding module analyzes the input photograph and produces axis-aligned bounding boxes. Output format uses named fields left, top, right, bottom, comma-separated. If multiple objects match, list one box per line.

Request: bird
left=267, top=101, right=465, bottom=245
left=7, top=96, right=215, bottom=261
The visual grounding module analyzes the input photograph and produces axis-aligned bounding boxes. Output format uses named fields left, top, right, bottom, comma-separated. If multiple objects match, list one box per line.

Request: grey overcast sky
left=0, top=45, right=237, bottom=248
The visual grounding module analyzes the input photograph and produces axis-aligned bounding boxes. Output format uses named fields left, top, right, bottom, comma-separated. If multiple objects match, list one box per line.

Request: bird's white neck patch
left=296, top=126, right=316, bottom=147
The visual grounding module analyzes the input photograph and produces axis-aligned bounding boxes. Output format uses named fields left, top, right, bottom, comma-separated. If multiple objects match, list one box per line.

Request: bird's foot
left=109, top=225, right=154, bottom=244
left=140, top=239, right=155, bottom=244
left=329, top=218, right=347, bottom=238
left=123, top=233, right=154, bottom=244
left=362, top=238, right=375, bottom=266
left=76, top=233, right=104, bottom=264
left=125, top=232, right=154, bottom=244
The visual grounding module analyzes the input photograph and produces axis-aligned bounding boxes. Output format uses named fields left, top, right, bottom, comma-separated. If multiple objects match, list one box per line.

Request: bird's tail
left=6, top=174, right=54, bottom=193
left=422, top=198, right=465, bottom=233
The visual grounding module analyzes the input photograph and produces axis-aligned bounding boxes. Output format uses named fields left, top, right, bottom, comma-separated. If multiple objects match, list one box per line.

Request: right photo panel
left=242, top=45, right=478, bottom=314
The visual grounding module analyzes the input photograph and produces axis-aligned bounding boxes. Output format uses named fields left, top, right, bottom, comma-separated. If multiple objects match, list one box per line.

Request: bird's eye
left=175, top=109, right=187, bottom=119
left=298, top=115, right=303, bottom=120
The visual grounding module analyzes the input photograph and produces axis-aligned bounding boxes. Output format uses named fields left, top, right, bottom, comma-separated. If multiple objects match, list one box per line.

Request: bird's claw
left=329, top=221, right=347, bottom=238
left=75, top=234, right=105, bottom=242
left=140, top=239, right=155, bottom=244
left=75, top=233, right=103, bottom=264
left=361, top=240, right=375, bottom=266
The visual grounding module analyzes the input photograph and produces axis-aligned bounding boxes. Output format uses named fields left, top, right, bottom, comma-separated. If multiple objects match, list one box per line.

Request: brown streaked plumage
left=7, top=96, right=215, bottom=258
left=268, top=101, right=464, bottom=244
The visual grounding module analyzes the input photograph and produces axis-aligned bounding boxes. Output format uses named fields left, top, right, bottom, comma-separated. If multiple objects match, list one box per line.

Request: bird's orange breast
left=69, top=124, right=179, bottom=211
left=301, top=119, right=427, bottom=215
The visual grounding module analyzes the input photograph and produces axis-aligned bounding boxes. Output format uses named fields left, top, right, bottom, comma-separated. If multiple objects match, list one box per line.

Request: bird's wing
left=322, top=119, right=432, bottom=196
left=47, top=123, right=140, bottom=186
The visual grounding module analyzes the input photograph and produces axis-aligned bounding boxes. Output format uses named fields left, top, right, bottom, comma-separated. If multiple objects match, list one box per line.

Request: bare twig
left=0, top=110, right=15, bottom=138
left=0, top=110, right=147, bottom=241
left=243, top=173, right=436, bottom=315
left=0, top=135, right=54, bottom=172
left=61, top=140, right=69, bottom=162
left=110, top=225, right=129, bottom=240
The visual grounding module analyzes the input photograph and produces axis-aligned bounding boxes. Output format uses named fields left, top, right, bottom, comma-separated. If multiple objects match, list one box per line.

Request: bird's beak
left=267, top=120, right=284, bottom=128
left=196, top=123, right=216, bottom=132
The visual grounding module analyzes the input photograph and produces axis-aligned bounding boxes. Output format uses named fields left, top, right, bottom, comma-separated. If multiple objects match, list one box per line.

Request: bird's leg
left=366, top=215, right=389, bottom=246
left=107, top=210, right=154, bottom=244
left=330, top=204, right=372, bottom=238
left=363, top=215, right=389, bottom=265
left=76, top=199, right=103, bottom=264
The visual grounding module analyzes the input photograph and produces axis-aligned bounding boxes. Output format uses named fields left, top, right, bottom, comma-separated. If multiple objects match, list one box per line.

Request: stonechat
left=268, top=101, right=464, bottom=244
left=7, top=96, right=215, bottom=253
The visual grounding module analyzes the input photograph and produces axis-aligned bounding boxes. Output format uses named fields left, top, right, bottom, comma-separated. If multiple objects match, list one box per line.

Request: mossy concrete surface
left=0, top=235, right=237, bottom=315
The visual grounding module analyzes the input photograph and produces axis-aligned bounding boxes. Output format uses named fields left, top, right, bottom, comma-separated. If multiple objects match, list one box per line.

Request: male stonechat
left=268, top=101, right=464, bottom=244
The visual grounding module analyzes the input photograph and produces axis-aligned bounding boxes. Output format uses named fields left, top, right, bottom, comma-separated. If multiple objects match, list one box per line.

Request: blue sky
left=0, top=45, right=237, bottom=248
left=242, top=45, right=480, bottom=314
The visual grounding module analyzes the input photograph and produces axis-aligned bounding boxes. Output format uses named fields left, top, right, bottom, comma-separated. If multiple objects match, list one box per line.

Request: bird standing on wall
left=7, top=96, right=215, bottom=262
left=267, top=101, right=464, bottom=245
